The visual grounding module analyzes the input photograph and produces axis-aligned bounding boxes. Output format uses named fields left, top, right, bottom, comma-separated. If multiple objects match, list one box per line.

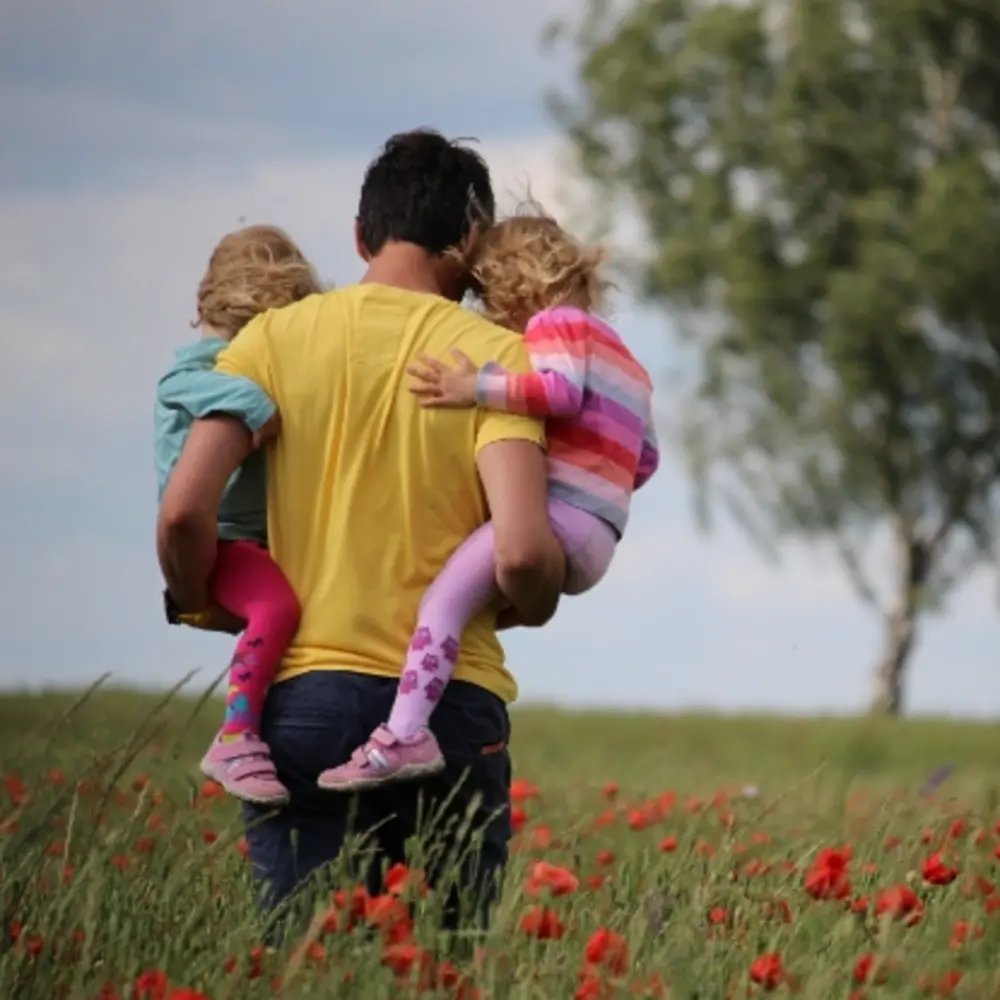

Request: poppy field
left=3, top=689, right=1000, bottom=999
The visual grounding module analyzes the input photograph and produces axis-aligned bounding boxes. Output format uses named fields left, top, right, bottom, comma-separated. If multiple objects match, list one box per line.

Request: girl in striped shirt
left=318, top=211, right=659, bottom=791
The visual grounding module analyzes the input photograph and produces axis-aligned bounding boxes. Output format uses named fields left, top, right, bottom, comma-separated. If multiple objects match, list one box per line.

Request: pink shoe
left=317, top=725, right=445, bottom=792
left=200, top=733, right=289, bottom=806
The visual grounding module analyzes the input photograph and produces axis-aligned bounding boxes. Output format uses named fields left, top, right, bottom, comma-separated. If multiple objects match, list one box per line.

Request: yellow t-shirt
left=215, top=283, right=545, bottom=703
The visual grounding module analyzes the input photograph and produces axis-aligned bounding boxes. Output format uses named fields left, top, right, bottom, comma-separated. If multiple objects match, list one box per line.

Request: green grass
left=3, top=688, right=1000, bottom=998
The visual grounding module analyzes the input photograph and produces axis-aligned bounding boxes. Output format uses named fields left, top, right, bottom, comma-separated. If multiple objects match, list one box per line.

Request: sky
left=1, top=0, right=997, bottom=717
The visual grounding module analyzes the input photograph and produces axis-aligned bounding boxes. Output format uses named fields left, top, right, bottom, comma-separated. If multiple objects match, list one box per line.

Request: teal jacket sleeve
left=156, top=368, right=276, bottom=433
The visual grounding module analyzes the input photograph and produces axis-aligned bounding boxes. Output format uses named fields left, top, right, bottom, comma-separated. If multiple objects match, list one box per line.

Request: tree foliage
left=553, top=0, right=1000, bottom=712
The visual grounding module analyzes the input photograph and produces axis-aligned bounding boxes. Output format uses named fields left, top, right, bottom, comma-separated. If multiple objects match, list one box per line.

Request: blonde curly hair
left=194, top=225, right=322, bottom=338
left=467, top=206, right=609, bottom=331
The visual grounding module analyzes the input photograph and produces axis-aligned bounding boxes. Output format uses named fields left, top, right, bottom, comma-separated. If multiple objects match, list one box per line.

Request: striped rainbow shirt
left=476, top=305, right=659, bottom=537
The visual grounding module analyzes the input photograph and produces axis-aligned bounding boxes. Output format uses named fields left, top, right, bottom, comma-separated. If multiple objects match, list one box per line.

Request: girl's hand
left=407, top=350, right=479, bottom=408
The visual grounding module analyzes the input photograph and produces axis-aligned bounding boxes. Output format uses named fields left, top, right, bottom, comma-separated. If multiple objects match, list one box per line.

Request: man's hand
left=167, top=590, right=245, bottom=635
left=177, top=605, right=246, bottom=636
left=407, top=350, right=479, bottom=408
left=496, top=606, right=528, bottom=631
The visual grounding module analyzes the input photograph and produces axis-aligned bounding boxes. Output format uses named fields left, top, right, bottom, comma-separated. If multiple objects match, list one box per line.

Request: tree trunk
left=868, top=608, right=917, bottom=715
left=868, top=532, right=927, bottom=716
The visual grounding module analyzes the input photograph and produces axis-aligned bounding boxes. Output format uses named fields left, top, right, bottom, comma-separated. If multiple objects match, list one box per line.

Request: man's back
left=215, top=283, right=544, bottom=701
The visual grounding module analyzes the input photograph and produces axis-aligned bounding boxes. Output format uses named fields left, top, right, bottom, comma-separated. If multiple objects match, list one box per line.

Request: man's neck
left=361, top=242, right=453, bottom=299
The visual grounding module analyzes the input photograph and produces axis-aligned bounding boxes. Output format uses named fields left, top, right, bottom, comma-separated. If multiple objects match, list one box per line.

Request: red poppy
left=381, top=940, right=433, bottom=980
left=510, top=778, right=540, bottom=802
left=749, top=952, right=785, bottom=990
left=519, top=906, right=566, bottom=939
left=853, top=953, right=893, bottom=984
left=583, top=927, right=630, bottom=976
left=874, top=885, right=924, bottom=924
left=511, top=805, right=528, bottom=832
left=133, top=970, right=169, bottom=1000
left=922, top=851, right=958, bottom=886
left=949, top=919, right=983, bottom=949
left=384, top=862, right=426, bottom=897
left=803, top=847, right=852, bottom=901
left=525, top=861, right=579, bottom=897
left=4, top=775, right=27, bottom=806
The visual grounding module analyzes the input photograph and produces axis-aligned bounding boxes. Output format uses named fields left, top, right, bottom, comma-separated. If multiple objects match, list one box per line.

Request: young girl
left=318, top=210, right=660, bottom=792
left=156, top=224, right=322, bottom=806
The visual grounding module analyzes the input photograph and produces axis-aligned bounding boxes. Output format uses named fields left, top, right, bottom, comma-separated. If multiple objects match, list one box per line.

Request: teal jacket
left=154, top=336, right=276, bottom=543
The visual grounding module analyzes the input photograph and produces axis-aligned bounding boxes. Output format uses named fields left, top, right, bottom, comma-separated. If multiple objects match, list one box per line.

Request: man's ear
left=354, top=220, right=371, bottom=262
left=457, top=223, right=483, bottom=259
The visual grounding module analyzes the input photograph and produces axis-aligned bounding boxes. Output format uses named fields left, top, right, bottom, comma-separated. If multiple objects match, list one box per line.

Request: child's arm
left=634, top=417, right=660, bottom=491
left=476, top=322, right=587, bottom=418
left=157, top=368, right=277, bottom=440
left=407, top=315, right=588, bottom=418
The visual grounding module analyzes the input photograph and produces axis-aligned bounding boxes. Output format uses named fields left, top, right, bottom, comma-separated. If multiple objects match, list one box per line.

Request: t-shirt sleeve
left=473, top=337, right=546, bottom=455
left=214, top=313, right=276, bottom=402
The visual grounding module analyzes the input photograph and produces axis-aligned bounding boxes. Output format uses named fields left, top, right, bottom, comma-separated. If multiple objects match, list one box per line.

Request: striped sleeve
left=634, top=416, right=660, bottom=490
left=475, top=311, right=589, bottom=418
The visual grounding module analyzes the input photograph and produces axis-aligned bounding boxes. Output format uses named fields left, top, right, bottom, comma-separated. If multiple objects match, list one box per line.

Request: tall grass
left=2, top=688, right=1000, bottom=998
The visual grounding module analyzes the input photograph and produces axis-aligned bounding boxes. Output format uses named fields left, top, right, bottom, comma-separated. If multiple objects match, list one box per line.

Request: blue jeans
left=243, top=671, right=512, bottom=933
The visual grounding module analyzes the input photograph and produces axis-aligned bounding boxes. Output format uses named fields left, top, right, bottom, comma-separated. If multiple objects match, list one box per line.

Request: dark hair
left=357, top=128, right=496, bottom=256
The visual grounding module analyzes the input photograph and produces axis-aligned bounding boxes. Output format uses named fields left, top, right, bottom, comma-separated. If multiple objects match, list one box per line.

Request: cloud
left=0, top=85, right=282, bottom=190
left=610, top=496, right=855, bottom=617
left=1, top=0, right=582, bottom=176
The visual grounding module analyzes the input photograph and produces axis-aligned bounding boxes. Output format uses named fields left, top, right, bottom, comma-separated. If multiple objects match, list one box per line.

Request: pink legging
left=211, top=540, right=300, bottom=739
left=386, top=499, right=616, bottom=739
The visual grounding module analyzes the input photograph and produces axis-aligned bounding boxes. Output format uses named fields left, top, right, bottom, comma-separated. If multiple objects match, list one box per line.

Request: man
left=157, top=129, right=566, bottom=929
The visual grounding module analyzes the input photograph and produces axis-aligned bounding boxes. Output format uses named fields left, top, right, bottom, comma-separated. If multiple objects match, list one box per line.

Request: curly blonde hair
left=467, top=206, right=609, bottom=331
left=194, top=225, right=322, bottom=338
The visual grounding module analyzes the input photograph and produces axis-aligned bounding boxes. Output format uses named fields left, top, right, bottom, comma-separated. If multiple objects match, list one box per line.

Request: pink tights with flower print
left=386, top=500, right=616, bottom=741
left=386, top=524, right=499, bottom=740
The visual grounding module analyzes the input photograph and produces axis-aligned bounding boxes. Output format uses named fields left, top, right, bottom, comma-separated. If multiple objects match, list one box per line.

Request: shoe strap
left=214, top=737, right=266, bottom=762
left=222, top=754, right=279, bottom=782
left=369, top=725, right=397, bottom=748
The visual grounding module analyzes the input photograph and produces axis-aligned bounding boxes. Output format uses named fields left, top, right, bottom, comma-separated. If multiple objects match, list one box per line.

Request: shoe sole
left=317, top=758, right=446, bottom=793
left=199, top=758, right=290, bottom=807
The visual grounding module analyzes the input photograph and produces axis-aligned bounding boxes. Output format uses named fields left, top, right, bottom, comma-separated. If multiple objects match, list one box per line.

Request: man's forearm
left=156, top=414, right=255, bottom=612
left=157, top=513, right=218, bottom=613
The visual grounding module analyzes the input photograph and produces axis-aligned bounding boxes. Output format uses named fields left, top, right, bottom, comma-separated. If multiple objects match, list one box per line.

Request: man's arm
left=157, top=416, right=252, bottom=612
left=477, top=440, right=565, bottom=626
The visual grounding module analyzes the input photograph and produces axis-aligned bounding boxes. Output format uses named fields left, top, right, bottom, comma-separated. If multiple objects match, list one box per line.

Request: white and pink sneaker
left=317, top=724, right=445, bottom=792
left=200, top=732, right=289, bottom=806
